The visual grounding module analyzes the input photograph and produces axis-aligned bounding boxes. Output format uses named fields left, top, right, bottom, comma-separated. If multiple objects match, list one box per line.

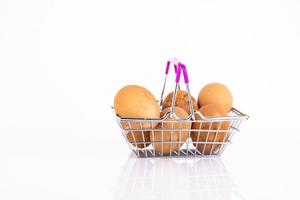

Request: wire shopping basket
left=113, top=59, right=249, bottom=158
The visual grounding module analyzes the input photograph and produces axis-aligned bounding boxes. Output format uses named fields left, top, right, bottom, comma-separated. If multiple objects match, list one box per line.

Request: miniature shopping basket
left=113, top=59, right=249, bottom=158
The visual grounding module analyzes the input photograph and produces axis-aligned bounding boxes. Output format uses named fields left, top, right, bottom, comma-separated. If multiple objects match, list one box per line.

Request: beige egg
left=150, top=107, right=191, bottom=155
left=191, top=104, right=230, bottom=155
left=198, top=83, right=233, bottom=113
left=162, top=90, right=198, bottom=115
left=114, top=85, right=160, bottom=129
left=126, top=131, right=151, bottom=148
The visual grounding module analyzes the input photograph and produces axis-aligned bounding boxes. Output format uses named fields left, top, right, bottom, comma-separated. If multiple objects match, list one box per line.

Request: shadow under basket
left=114, top=107, right=248, bottom=158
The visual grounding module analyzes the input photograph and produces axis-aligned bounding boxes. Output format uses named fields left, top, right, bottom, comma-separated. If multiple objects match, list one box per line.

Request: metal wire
left=114, top=108, right=248, bottom=157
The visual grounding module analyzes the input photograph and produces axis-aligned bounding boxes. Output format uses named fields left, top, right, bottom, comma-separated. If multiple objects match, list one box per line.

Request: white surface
left=1, top=0, right=300, bottom=199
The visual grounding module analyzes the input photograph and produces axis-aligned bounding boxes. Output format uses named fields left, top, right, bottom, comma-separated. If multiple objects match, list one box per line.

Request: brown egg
left=198, top=83, right=233, bottom=113
left=191, top=104, right=230, bottom=155
left=162, top=90, right=198, bottom=115
left=150, top=107, right=191, bottom=155
left=114, top=85, right=160, bottom=129
left=127, top=131, right=151, bottom=148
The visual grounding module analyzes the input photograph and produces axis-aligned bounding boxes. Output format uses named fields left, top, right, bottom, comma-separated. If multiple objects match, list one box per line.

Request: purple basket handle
left=174, top=62, right=195, bottom=118
left=160, top=58, right=180, bottom=107
left=175, top=63, right=182, bottom=83
left=180, top=63, right=189, bottom=84
left=165, top=58, right=179, bottom=75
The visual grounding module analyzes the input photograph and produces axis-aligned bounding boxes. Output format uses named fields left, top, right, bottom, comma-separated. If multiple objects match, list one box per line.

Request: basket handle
left=165, top=58, right=179, bottom=75
left=180, top=63, right=189, bottom=84
left=159, top=58, right=181, bottom=106
left=170, top=63, right=195, bottom=117
left=175, top=63, right=182, bottom=83
left=160, top=58, right=195, bottom=119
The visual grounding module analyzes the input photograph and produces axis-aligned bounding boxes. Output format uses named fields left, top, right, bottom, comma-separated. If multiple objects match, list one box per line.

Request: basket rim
left=112, top=107, right=249, bottom=122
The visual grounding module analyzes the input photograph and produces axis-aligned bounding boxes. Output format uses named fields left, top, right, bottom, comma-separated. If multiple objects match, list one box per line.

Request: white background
left=1, top=0, right=300, bottom=199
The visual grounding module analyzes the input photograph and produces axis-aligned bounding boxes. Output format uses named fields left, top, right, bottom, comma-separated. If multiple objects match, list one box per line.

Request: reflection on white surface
left=113, top=154, right=244, bottom=200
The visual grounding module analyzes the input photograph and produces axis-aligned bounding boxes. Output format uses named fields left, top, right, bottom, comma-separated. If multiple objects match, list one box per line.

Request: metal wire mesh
left=115, top=108, right=248, bottom=158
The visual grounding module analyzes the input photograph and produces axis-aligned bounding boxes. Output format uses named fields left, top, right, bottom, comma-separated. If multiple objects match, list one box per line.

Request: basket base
left=132, top=148, right=222, bottom=158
